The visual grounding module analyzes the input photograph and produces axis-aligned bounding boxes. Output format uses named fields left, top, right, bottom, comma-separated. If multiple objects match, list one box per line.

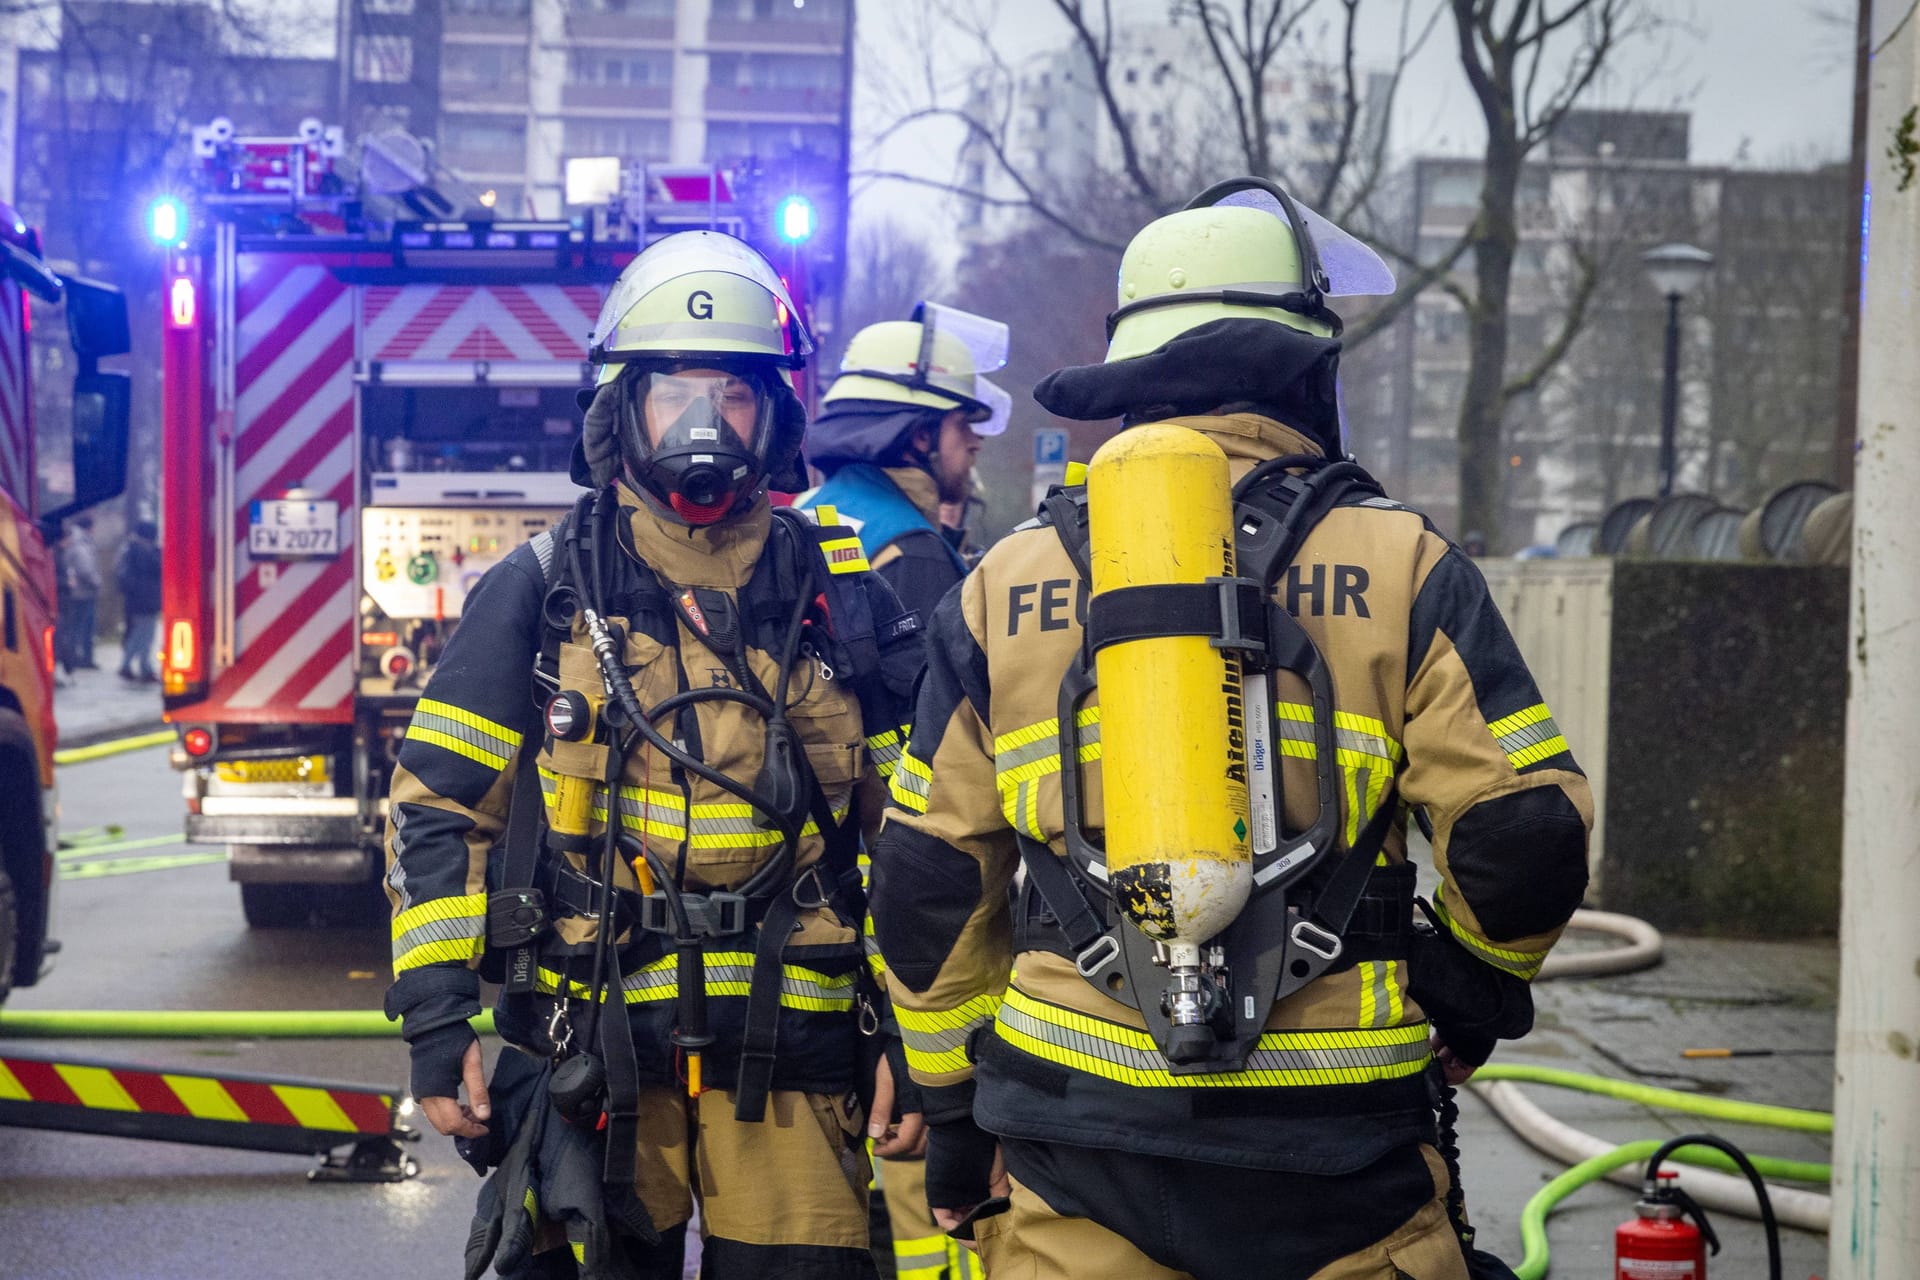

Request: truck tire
left=240, top=882, right=312, bottom=929
left=0, top=862, right=16, bottom=1005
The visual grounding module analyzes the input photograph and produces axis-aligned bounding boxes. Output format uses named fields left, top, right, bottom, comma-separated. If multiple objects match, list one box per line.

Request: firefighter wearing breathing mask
left=866, top=181, right=1593, bottom=1279
left=384, top=230, right=923, bottom=1279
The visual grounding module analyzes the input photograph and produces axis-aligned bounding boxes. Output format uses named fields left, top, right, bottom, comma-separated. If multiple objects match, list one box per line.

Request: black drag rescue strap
left=733, top=885, right=804, bottom=1124
left=492, top=729, right=551, bottom=1002
left=735, top=780, right=861, bottom=1124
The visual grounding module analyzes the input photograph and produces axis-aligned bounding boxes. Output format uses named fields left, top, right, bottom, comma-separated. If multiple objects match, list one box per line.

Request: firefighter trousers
left=978, top=1139, right=1469, bottom=1280
left=532, top=1085, right=879, bottom=1278
left=877, top=1152, right=984, bottom=1280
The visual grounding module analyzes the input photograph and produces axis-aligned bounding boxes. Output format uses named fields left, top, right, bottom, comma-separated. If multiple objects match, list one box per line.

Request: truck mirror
left=61, top=276, right=131, bottom=360
left=68, top=370, right=131, bottom=511
left=1, top=239, right=63, bottom=303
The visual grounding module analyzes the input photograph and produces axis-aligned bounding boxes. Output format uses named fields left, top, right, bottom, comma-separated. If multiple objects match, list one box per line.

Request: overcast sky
left=850, top=0, right=1860, bottom=231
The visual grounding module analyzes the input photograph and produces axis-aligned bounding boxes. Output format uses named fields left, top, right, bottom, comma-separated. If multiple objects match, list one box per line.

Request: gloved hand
left=464, top=1063, right=660, bottom=1280
left=923, top=1112, right=1000, bottom=1214
left=1407, top=912, right=1534, bottom=1072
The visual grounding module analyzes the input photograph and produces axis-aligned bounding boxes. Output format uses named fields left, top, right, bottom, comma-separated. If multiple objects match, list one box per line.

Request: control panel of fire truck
left=361, top=506, right=564, bottom=621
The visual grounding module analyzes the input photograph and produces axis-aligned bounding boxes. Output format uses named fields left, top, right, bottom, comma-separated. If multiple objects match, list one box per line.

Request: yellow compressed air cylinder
left=548, top=773, right=597, bottom=837
left=1087, top=423, right=1252, bottom=952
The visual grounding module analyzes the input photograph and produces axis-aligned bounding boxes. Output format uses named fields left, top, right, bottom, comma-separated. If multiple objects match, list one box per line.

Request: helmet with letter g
left=575, top=230, right=813, bottom=525
left=1035, top=176, right=1395, bottom=456
left=808, top=302, right=1010, bottom=474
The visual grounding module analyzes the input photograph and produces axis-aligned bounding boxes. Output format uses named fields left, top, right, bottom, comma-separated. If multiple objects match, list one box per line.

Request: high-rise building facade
left=340, top=0, right=851, bottom=222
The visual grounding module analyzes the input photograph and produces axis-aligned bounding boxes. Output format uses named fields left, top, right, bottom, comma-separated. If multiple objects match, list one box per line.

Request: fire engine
left=0, top=202, right=131, bottom=999
left=159, top=119, right=800, bottom=926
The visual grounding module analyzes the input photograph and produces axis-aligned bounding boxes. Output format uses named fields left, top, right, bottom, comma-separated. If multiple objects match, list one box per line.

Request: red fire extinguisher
left=1617, top=1170, right=1712, bottom=1278
left=1615, top=1135, right=1781, bottom=1280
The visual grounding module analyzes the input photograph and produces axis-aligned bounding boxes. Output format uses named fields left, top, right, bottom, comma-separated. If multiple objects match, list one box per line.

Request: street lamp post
left=1641, top=243, right=1715, bottom=497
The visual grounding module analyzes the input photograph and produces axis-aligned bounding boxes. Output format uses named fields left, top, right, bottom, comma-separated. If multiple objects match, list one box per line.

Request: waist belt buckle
left=640, top=891, right=749, bottom=938
left=1074, top=933, right=1121, bottom=979
left=1289, top=919, right=1343, bottom=962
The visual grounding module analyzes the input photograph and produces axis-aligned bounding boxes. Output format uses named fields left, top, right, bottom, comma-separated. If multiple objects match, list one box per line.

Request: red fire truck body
left=160, top=129, right=764, bottom=925
left=0, top=200, right=130, bottom=994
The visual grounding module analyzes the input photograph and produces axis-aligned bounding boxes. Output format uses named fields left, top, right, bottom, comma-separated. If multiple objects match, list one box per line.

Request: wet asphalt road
left=0, top=746, right=1835, bottom=1279
left=0, top=746, right=479, bottom=1279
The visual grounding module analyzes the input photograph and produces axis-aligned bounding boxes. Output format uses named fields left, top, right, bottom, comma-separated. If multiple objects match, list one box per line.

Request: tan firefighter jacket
left=384, top=485, right=916, bottom=1098
left=869, top=414, right=1594, bottom=1171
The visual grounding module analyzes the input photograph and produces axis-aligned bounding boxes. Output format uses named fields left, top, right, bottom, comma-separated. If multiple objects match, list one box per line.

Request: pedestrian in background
left=115, top=520, right=162, bottom=683
left=54, top=514, right=101, bottom=673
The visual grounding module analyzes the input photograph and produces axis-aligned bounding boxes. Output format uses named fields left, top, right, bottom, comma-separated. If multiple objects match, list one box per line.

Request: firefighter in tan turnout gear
left=383, top=231, right=921, bottom=1278
left=868, top=180, right=1595, bottom=1279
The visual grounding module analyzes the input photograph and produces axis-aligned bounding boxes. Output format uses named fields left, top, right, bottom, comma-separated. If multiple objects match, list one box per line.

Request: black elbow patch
left=870, top=824, right=983, bottom=994
left=1448, top=787, right=1588, bottom=942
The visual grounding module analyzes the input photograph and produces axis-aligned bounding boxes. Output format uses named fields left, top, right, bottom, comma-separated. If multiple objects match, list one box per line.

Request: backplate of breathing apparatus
left=1025, top=458, right=1395, bottom=1072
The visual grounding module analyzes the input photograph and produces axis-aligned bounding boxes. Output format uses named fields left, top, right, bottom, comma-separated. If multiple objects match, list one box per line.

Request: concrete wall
left=1479, top=559, right=1847, bottom=934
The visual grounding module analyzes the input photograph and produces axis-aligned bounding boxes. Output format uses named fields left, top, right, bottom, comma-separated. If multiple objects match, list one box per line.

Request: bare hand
left=419, top=1039, right=491, bottom=1138
left=867, top=1052, right=928, bottom=1159
left=932, top=1147, right=1010, bottom=1249
left=1432, top=1034, right=1478, bottom=1086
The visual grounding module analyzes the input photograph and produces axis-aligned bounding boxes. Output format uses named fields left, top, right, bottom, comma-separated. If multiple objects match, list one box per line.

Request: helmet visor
left=590, top=232, right=813, bottom=363
left=913, top=302, right=1010, bottom=374
left=1210, top=186, right=1396, bottom=297
left=972, top=377, right=1012, bottom=437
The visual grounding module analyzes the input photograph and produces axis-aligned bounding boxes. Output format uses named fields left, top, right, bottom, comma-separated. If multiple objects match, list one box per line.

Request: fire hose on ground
left=1, top=910, right=1828, bottom=1273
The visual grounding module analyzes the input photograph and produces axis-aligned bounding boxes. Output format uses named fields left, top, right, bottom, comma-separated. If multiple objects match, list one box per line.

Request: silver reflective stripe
left=1496, top=715, right=1562, bottom=754
left=411, top=707, right=519, bottom=762
left=605, top=320, right=779, bottom=350
left=996, top=999, right=1431, bottom=1079
left=900, top=1018, right=977, bottom=1059
left=390, top=913, right=484, bottom=962
left=530, top=529, right=556, bottom=583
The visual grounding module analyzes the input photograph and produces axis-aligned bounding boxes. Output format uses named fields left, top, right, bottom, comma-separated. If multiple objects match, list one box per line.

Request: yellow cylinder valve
left=1087, top=423, right=1252, bottom=962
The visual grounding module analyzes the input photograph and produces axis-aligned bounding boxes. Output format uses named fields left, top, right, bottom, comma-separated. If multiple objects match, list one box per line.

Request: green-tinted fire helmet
left=577, top=230, right=813, bottom=524
left=824, top=303, right=1012, bottom=434
left=1104, top=178, right=1395, bottom=451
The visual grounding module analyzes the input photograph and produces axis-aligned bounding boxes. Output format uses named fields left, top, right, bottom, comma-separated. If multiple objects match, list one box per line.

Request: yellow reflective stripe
left=1358, top=960, right=1405, bottom=1030
left=164, top=1074, right=247, bottom=1121
left=866, top=728, right=904, bottom=779
left=995, top=987, right=1431, bottom=1088
left=271, top=1085, right=355, bottom=1133
left=392, top=893, right=487, bottom=969
left=0, top=1059, right=26, bottom=1101
left=417, top=698, right=523, bottom=750
left=394, top=936, right=486, bottom=972
left=404, top=724, right=510, bottom=771
left=1488, top=703, right=1569, bottom=769
left=896, top=993, right=1001, bottom=1075
left=525, top=1186, right=538, bottom=1219
left=1486, top=704, right=1553, bottom=737
left=56, top=1064, right=139, bottom=1111
left=894, top=1235, right=950, bottom=1279
left=571, top=1241, right=586, bottom=1264
left=890, top=749, right=931, bottom=813
left=535, top=954, right=856, bottom=1011
left=393, top=892, right=487, bottom=939
left=1431, top=885, right=1549, bottom=980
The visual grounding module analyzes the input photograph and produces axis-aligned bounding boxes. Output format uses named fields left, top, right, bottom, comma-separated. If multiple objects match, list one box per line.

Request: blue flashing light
left=775, top=194, right=815, bottom=245
left=148, top=196, right=188, bottom=248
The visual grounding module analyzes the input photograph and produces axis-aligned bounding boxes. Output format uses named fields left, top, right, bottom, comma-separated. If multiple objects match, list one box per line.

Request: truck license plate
left=249, top=499, right=340, bottom=556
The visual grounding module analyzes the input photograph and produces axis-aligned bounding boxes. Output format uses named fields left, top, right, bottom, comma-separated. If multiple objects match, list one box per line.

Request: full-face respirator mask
left=601, top=367, right=779, bottom=525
